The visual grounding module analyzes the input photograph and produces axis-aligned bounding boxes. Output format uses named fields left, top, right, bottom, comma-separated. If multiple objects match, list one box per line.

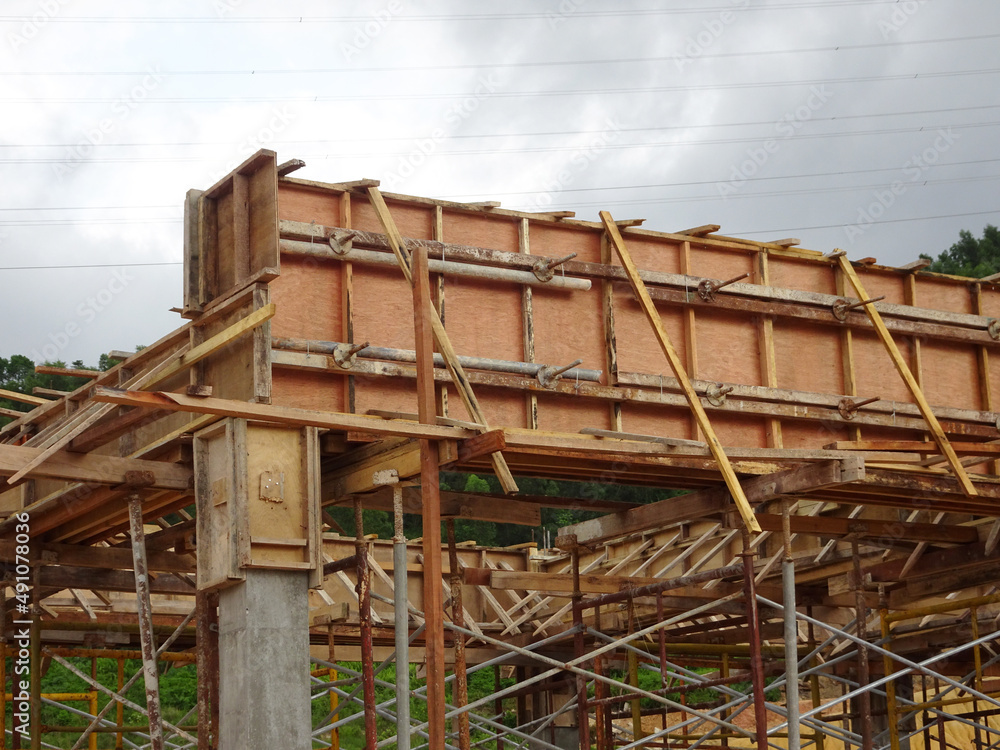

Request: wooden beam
left=600, top=210, right=759, bottom=533
left=92, top=387, right=470, bottom=441
left=0, top=388, right=48, bottom=406
left=0, top=443, right=191, bottom=491
left=367, top=187, right=517, bottom=493
left=359, top=487, right=541, bottom=526
left=563, top=458, right=864, bottom=545
left=826, top=440, right=1000, bottom=455
left=837, top=255, right=977, bottom=497
left=35, top=365, right=101, bottom=379
left=0, top=540, right=195, bottom=573
left=675, top=224, right=720, bottom=237
left=748, top=514, right=977, bottom=545
left=144, top=302, right=275, bottom=389
left=38, top=565, right=194, bottom=595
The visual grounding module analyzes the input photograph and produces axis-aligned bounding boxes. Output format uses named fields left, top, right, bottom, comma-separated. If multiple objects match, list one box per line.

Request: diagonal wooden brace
left=367, top=187, right=518, bottom=493
left=836, top=254, right=977, bottom=497
left=600, top=210, right=760, bottom=533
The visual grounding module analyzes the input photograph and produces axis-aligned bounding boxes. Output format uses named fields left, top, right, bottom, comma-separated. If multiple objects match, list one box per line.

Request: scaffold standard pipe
left=783, top=558, right=801, bottom=750
left=272, top=336, right=603, bottom=383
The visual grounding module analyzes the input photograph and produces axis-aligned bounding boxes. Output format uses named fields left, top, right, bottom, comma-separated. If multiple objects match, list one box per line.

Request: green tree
left=921, top=224, right=1000, bottom=278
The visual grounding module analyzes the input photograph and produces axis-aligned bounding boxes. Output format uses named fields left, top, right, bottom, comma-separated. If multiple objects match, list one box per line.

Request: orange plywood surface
left=529, top=222, right=602, bottom=265
left=614, top=297, right=689, bottom=377
left=694, top=308, right=761, bottom=386
left=273, top=369, right=345, bottom=414
left=921, top=341, right=980, bottom=411
left=278, top=183, right=343, bottom=227
left=622, top=405, right=697, bottom=442
left=916, top=277, right=974, bottom=314
left=769, top=257, right=838, bottom=295
left=773, top=323, right=844, bottom=395
left=269, top=256, right=342, bottom=342
left=533, top=284, right=606, bottom=380
left=440, top=276, right=523, bottom=363
left=255, top=181, right=999, bottom=459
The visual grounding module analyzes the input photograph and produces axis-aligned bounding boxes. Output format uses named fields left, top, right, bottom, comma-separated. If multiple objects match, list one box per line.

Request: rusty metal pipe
left=355, top=499, right=378, bottom=749
left=447, top=521, right=471, bottom=750
left=741, top=546, right=769, bottom=750
left=127, top=495, right=164, bottom=750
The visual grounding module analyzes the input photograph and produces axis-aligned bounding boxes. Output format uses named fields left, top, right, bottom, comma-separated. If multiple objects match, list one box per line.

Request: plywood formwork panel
left=917, top=276, right=975, bottom=314
left=614, top=299, right=689, bottom=376
left=172, top=154, right=1000, bottom=465
left=773, top=322, right=844, bottom=395
left=769, top=255, right=838, bottom=295
left=621, top=404, right=699, bottom=443
left=921, top=341, right=980, bottom=410
left=439, top=276, right=523, bottom=363
left=269, top=255, right=342, bottom=343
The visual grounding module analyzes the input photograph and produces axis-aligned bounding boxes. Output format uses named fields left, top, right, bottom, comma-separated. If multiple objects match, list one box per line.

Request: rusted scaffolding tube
left=852, top=540, right=874, bottom=750
left=580, top=563, right=744, bottom=610
left=127, top=494, right=164, bottom=750
left=446, top=521, right=471, bottom=750
left=782, top=496, right=801, bottom=750
left=354, top=499, right=378, bottom=749
left=70, top=609, right=196, bottom=750
left=571, top=548, right=592, bottom=750
left=280, top=238, right=593, bottom=290
left=272, top=336, right=602, bottom=383
left=393, top=487, right=411, bottom=750
left=741, top=538, right=768, bottom=750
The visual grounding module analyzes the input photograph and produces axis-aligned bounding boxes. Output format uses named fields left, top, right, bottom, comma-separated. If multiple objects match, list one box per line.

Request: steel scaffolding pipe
left=280, top=238, right=593, bottom=291
left=272, top=336, right=603, bottom=383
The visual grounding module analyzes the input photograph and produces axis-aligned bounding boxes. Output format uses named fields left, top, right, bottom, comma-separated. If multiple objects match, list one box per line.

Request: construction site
left=3, top=148, right=1000, bottom=749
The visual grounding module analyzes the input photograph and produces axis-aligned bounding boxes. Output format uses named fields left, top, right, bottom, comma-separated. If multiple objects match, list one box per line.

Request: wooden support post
left=600, top=232, right=622, bottom=431
left=340, top=191, right=356, bottom=414
left=368, top=187, right=517, bottom=493
left=837, top=255, right=977, bottom=496
left=679, top=240, right=701, bottom=441
left=520, top=219, right=539, bottom=430
left=903, top=273, right=924, bottom=389
left=29, top=562, right=40, bottom=750
left=600, top=211, right=760, bottom=533
left=835, top=264, right=862, bottom=442
left=354, top=499, right=378, bottom=749
left=755, top=250, right=783, bottom=448
left=413, top=245, right=447, bottom=749
left=446, top=521, right=471, bottom=750
left=971, top=283, right=999, bottom=475
left=852, top=540, right=874, bottom=750
left=571, top=547, right=591, bottom=750
left=127, top=494, right=164, bottom=750
left=432, top=205, right=449, bottom=419
left=196, top=591, right=217, bottom=750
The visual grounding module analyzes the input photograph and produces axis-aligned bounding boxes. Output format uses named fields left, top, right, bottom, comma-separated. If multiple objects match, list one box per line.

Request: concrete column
left=218, top=569, right=310, bottom=749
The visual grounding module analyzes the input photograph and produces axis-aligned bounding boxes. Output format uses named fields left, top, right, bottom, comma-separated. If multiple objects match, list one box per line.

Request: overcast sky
left=1, top=0, right=997, bottom=367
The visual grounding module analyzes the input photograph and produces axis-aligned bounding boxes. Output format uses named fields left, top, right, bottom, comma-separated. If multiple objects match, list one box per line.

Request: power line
left=0, top=2, right=943, bottom=26
left=3, top=121, right=995, bottom=165
left=734, top=210, right=999, bottom=236
left=4, top=33, right=996, bottom=76
left=0, top=262, right=181, bottom=270
left=3, top=104, right=999, bottom=151
left=444, top=158, right=1000, bottom=200
left=7, top=68, right=1000, bottom=105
